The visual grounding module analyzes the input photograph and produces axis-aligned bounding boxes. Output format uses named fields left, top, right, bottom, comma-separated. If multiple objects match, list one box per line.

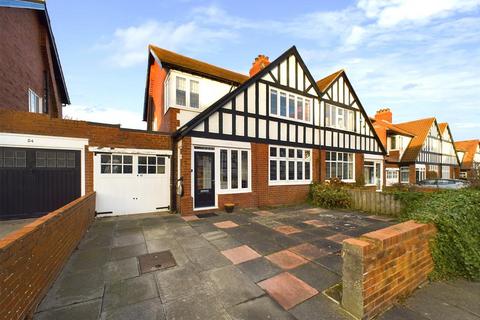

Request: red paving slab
left=182, top=215, right=200, bottom=222
left=326, top=233, right=351, bottom=243
left=258, top=272, right=319, bottom=310
left=303, top=208, right=328, bottom=214
left=289, top=243, right=329, bottom=261
left=214, top=221, right=239, bottom=229
left=266, top=250, right=308, bottom=270
left=273, top=225, right=301, bottom=235
left=303, top=220, right=328, bottom=227
left=253, top=210, right=274, bottom=216
left=221, top=245, right=261, bottom=265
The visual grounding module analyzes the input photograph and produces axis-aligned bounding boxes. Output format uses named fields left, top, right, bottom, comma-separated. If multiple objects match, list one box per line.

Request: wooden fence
left=347, top=190, right=403, bottom=216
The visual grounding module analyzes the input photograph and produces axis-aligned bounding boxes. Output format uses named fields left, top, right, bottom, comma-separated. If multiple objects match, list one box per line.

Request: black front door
left=194, top=152, right=215, bottom=208
left=0, top=147, right=81, bottom=220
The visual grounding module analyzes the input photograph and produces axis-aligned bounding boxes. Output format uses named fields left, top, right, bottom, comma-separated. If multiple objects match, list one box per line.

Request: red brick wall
left=0, top=110, right=172, bottom=193
left=342, top=221, right=436, bottom=319
left=355, top=153, right=365, bottom=183
left=0, top=7, right=62, bottom=117
left=0, top=192, right=96, bottom=320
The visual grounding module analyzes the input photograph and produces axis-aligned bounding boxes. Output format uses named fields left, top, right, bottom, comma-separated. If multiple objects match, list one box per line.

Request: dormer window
left=176, top=77, right=186, bottom=106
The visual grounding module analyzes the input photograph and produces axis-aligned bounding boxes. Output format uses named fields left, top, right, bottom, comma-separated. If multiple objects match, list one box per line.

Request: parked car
left=417, top=179, right=471, bottom=189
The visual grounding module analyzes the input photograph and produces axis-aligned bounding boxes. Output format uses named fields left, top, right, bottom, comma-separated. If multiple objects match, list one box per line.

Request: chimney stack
left=375, top=108, right=392, bottom=123
left=249, top=54, right=270, bottom=77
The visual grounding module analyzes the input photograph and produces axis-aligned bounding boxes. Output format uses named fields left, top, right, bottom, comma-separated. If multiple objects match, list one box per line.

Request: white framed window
left=400, top=166, right=410, bottom=183
left=386, top=168, right=399, bottom=186
left=174, top=76, right=199, bottom=109
left=325, top=103, right=355, bottom=131
left=219, top=148, right=250, bottom=192
left=269, top=146, right=312, bottom=185
left=28, top=89, right=42, bottom=113
left=325, top=151, right=354, bottom=181
left=269, top=88, right=312, bottom=123
left=416, top=166, right=426, bottom=182
left=138, top=155, right=166, bottom=174
left=101, top=154, right=133, bottom=174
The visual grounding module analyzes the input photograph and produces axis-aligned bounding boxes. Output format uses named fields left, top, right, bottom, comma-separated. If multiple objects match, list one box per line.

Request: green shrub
left=400, top=189, right=480, bottom=280
left=309, top=181, right=351, bottom=209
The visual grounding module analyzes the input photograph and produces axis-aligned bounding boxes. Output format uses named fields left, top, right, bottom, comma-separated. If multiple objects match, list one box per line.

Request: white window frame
left=174, top=75, right=200, bottom=109
left=269, top=87, right=312, bottom=124
left=325, top=103, right=355, bottom=131
left=400, top=166, right=410, bottom=184
left=28, top=89, right=42, bottom=113
left=386, top=168, right=399, bottom=186
left=218, top=147, right=251, bottom=194
left=100, top=154, right=134, bottom=175
left=325, top=151, right=355, bottom=182
left=269, top=146, right=312, bottom=186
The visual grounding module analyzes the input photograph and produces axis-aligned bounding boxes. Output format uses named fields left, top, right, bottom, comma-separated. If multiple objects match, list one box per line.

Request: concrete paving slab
left=113, top=233, right=145, bottom=247
left=205, top=265, right=265, bottom=308
left=184, top=244, right=231, bottom=271
left=379, top=305, right=428, bottom=320
left=78, top=232, right=113, bottom=250
left=227, top=296, right=296, bottom=320
left=290, top=263, right=341, bottom=292
left=274, top=225, right=302, bottom=235
left=37, top=270, right=104, bottom=312
left=315, top=253, right=343, bottom=275
left=110, top=243, right=147, bottom=261
left=266, top=250, right=309, bottom=270
left=104, top=257, right=139, bottom=282
left=0, top=218, right=36, bottom=239
left=214, top=221, right=239, bottom=229
left=209, top=236, right=242, bottom=251
left=103, top=273, right=158, bottom=313
left=164, top=289, right=231, bottom=320
left=290, top=294, right=350, bottom=320
left=237, top=257, right=282, bottom=283
left=34, top=298, right=102, bottom=320
left=67, top=247, right=111, bottom=272
left=202, top=230, right=229, bottom=241
left=221, top=245, right=261, bottom=265
left=289, top=243, right=329, bottom=261
left=310, top=238, right=342, bottom=253
left=100, top=298, right=165, bottom=320
left=258, top=272, right=318, bottom=310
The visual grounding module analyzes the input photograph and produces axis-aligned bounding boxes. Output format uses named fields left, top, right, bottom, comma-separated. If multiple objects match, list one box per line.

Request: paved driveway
left=34, top=205, right=394, bottom=320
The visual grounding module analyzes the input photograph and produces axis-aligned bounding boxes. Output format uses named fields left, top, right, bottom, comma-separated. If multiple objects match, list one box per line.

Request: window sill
left=268, top=181, right=311, bottom=186
left=218, top=189, right=251, bottom=195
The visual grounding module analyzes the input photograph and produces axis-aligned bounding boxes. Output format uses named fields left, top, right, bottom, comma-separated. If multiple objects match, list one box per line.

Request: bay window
left=325, top=151, right=354, bottom=181
left=400, top=167, right=410, bottom=183
left=269, top=88, right=312, bottom=122
left=219, top=148, right=250, bottom=192
left=269, top=146, right=312, bottom=185
left=325, top=103, right=355, bottom=131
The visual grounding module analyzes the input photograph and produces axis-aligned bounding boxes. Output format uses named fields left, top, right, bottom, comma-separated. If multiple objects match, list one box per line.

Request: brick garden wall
left=0, top=110, right=172, bottom=193
left=342, top=220, right=436, bottom=319
left=0, top=192, right=96, bottom=320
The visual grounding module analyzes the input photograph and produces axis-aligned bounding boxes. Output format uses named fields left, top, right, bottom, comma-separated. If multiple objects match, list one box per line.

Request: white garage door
left=93, top=149, right=171, bottom=215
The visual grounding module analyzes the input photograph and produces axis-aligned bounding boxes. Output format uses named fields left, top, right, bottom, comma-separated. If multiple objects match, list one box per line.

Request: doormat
left=138, top=251, right=176, bottom=274
left=196, top=212, right=218, bottom=218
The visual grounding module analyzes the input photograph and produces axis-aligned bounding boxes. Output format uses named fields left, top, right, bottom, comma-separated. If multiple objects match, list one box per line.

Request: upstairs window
left=325, top=103, right=355, bottom=131
left=28, top=89, right=42, bottom=113
left=176, top=77, right=187, bottom=106
left=269, top=88, right=312, bottom=122
left=190, top=80, right=199, bottom=108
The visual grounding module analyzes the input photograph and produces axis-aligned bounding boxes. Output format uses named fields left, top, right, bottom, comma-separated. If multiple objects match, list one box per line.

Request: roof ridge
left=316, top=69, right=344, bottom=92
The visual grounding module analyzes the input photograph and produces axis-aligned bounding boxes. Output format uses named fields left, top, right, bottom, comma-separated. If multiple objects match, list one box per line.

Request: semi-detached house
left=144, top=45, right=386, bottom=215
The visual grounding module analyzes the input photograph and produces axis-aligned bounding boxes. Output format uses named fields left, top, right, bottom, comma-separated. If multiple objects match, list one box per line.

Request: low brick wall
left=0, top=192, right=96, bottom=320
left=342, top=220, right=436, bottom=319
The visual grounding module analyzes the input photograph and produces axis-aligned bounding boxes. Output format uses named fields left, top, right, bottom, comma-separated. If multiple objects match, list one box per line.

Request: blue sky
left=50, top=0, right=480, bottom=140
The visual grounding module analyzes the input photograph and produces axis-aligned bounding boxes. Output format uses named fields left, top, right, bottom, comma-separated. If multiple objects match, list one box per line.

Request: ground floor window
left=400, top=167, right=409, bottom=183
left=386, top=168, right=399, bottom=186
left=269, top=146, right=311, bottom=185
left=325, top=151, right=354, bottom=181
left=442, top=166, right=450, bottom=179
left=416, top=165, right=426, bottom=182
left=219, top=148, right=250, bottom=192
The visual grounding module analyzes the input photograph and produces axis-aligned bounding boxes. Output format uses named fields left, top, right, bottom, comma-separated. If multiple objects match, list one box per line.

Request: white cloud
left=107, top=19, right=234, bottom=68
left=358, top=0, right=480, bottom=27
left=63, top=105, right=146, bottom=130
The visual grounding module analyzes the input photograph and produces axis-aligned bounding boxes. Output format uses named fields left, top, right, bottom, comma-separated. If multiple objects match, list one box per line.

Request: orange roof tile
left=149, top=45, right=249, bottom=85
left=455, top=140, right=480, bottom=169
left=395, top=118, right=436, bottom=162
left=438, top=122, right=448, bottom=134
left=316, top=70, right=344, bottom=92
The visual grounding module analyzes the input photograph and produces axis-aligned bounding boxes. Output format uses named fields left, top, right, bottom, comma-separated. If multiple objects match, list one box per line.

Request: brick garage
left=0, top=192, right=96, bottom=320
left=342, top=220, right=436, bottom=319
left=0, top=110, right=172, bottom=195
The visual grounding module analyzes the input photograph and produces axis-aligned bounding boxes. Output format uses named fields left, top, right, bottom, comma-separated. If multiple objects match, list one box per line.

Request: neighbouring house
left=372, top=109, right=460, bottom=186
left=455, top=139, right=480, bottom=179
left=143, top=45, right=386, bottom=215
left=0, top=0, right=69, bottom=117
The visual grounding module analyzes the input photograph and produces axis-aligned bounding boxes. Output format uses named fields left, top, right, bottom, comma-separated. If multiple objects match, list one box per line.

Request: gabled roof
left=1, top=1, right=70, bottom=104
left=174, top=46, right=322, bottom=139
left=395, top=118, right=436, bottom=162
left=438, top=122, right=448, bottom=134
left=455, top=139, right=480, bottom=169
left=316, top=69, right=344, bottom=92
left=149, top=45, right=249, bottom=85
left=372, top=119, right=415, bottom=149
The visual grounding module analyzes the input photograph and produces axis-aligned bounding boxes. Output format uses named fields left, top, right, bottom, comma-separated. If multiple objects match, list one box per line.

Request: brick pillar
left=409, top=164, right=416, bottom=184
left=178, top=136, right=193, bottom=215
left=355, top=153, right=364, bottom=184
left=319, top=150, right=326, bottom=182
